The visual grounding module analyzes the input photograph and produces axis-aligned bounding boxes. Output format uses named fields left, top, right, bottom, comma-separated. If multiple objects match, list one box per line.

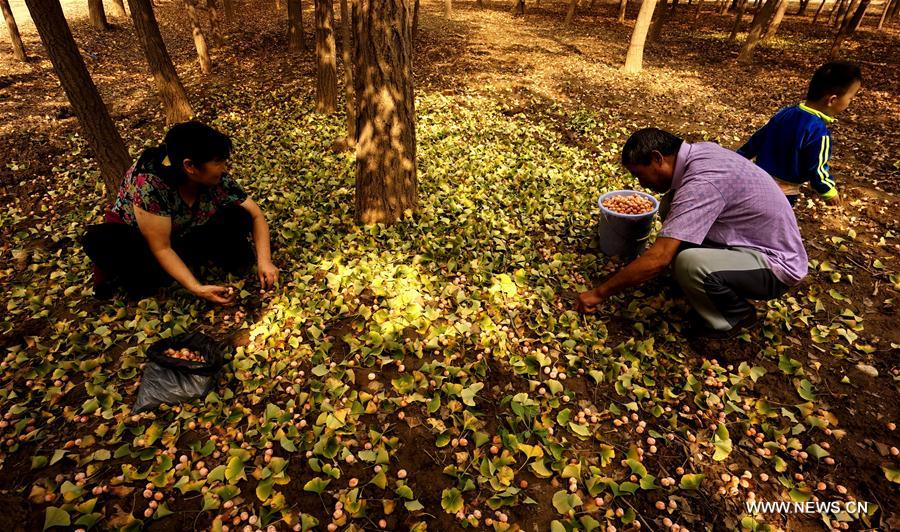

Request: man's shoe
left=92, top=265, right=114, bottom=300
left=685, top=311, right=759, bottom=340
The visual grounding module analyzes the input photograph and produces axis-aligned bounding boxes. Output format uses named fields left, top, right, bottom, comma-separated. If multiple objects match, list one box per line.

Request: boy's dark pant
left=82, top=205, right=254, bottom=298
left=673, top=246, right=789, bottom=331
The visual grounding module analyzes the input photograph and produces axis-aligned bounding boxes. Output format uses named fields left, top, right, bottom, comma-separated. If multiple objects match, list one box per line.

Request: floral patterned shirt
left=105, top=147, right=248, bottom=237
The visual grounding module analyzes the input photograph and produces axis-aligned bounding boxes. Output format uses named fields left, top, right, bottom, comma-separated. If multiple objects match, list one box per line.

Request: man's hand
left=825, top=193, right=842, bottom=208
left=192, top=285, right=235, bottom=305
left=577, top=289, right=604, bottom=314
left=258, top=260, right=279, bottom=290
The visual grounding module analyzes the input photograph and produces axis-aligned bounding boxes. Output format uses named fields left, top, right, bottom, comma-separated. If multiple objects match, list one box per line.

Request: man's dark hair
left=163, top=121, right=232, bottom=175
left=621, top=128, right=684, bottom=166
left=806, top=61, right=862, bottom=102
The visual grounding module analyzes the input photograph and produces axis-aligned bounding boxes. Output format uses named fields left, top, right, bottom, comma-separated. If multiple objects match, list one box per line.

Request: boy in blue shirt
left=738, top=61, right=862, bottom=207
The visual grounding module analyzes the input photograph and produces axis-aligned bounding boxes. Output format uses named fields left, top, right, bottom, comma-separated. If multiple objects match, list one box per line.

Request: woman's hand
left=258, top=260, right=279, bottom=290
left=192, top=285, right=235, bottom=305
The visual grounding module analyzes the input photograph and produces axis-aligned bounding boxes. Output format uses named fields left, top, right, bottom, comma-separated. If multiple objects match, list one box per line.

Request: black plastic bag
left=133, top=332, right=226, bottom=413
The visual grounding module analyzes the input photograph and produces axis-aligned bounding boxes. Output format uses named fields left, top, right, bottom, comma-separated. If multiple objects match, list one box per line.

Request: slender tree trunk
left=88, top=0, right=110, bottom=28
left=617, top=0, right=628, bottom=21
left=831, top=0, right=849, bottom=24
left=412, top=0, right=420, bottom=40
left=812, top=0, right=827, bottom=22
left=831, top=0, right=866, bottom=55
left=315, top=0, right=337, bottom=113
left=111, top=0, right=127, bottom=16
left=736, top=0, right=778, bottom=62
left=445, top=0, right=451, bottom=17
left=622, top=0, right=658, bottom=72
left=511, top=0, right=525, bottom=15
left=352, top=0, right=418, bottom=224
left=223, top=0, right=234, bottom=19
left=648, top=0, right=669, bottom=42
left=796, top=0, right=809, bottom=14
left=24, top=0, right=130, bottom=196
left=890, top=0, right=899, bottom=19
left=288, top=0, right=306, bottom=51
left=127, top=0, right=193, bottom=123
left=719, top=0, right=730, bottom=12
left=565, top=0, right=577, bottom=24
left=207, top=0, right=224, bottom=44
left=877, top=0, right=893, bottom=27
left=838, top=0, right=856, bottom=22
left=728, top=0, right=747, bottom=39
left=762, top=0, right=788, bottom=40
left=849, top=0, right=869, bottom=27
left=339, top=0, right=355, bottom=145
left=185, top=0, right=212, bottom=73
left=694, top=0, right=704, bottom=17
left=826, top=0, right=843, bottom=21
left=1, top=0, right=26, bottom=61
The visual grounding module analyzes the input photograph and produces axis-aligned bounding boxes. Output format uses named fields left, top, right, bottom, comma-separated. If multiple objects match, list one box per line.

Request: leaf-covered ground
left=1, top=1, right=899, bottom=531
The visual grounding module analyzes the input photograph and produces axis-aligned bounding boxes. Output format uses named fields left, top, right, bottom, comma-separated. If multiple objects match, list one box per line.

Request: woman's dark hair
left=161, top=121, right=232, bottom=179
left=621, top=128, right=683, bottom=166
left=806, top=62, right=862, bottom=102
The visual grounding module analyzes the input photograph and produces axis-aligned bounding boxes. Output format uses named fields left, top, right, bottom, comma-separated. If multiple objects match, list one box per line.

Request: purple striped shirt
left=659, top=142, right=808, bottom=286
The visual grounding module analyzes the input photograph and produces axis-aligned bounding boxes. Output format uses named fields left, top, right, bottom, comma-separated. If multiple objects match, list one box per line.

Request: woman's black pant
left=82, top=205, right=254, bottom=297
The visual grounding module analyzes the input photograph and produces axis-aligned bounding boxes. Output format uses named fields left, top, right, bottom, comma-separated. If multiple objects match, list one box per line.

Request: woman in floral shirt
left=83, top=121, right=278, bottom=304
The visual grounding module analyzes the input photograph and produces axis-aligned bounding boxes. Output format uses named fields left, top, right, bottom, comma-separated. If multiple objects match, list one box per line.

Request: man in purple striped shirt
left=578, top=128, right=808, bottom=339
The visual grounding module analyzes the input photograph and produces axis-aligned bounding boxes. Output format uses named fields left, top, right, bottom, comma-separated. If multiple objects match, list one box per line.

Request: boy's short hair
left=806, top=61, right=862, bottom=102
left=622, top=128, right=684, bottom=166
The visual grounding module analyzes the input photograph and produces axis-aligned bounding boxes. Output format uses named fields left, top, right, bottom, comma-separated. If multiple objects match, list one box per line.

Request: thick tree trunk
left=511, top=0, right=525, bottom=15
left=207, top=0, right=224, bottom=44
left=831, top=0, right=867, bottom=54
left=877, top=0, right=893, bottom=27
left=617, top=0, right=627, bottom=21
left=352, top=0, right=417, bottom=224
left=736, top=0, right=778, bottom=62
left=1, top=0, right=26, bottom=61
left=111, top=0, right=127, bottom=16
left=812, top=0, right=827, bottom=22
left=127, top=0, right=193, bottom=123
left=622, top=0, right=657, bottom=72
left=88, top=0, right=110, bottom=28
left=223, top=0, right=234, bottom=19
left=288, top=0, right=306, bottom=52
left=339, top=0, right=355, bottom=145
left=762, top=0, right=788, bottom=40
left=185, top=0, right=212, bottom=73
left=728, top=0, right=747, bottom=39
left=565, top=0, right=576, bottom=24
left=445, top=0, right=451, bottom=17
left=23, top=0, right=130, bottom=196
left=315, top=0, right=337, bottom=113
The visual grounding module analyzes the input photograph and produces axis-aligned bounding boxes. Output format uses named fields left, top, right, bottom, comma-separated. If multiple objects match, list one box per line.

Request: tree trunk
left=838, top=0, right=856, bottom=23
left=694, top=0, right=704, bottom=17
left=445, top=0, right=451, bottom=17
left=207, top=0, right=224, bottom=45
left=831, top=0, right=849, bottom=24
left=223, top=0, right=234, bottom=19
left=88, top=0, right=110, bottom=28
left=890, top=0, right=899, bottom=19
left=185, top=0, right=212, bottom=73
left=719, top=0, right=730, bottom=12
left=565, top=0, right=576, bottom=24
left=795, top=0, right=809, bottom=14
left=1, top=0, right=26, bottom=61
left=728, top=0, right=747, bottom=39
left=617, top=0, right=627, bottom=21
left=412, top=0, right=419, bottom=40
left=826, top=0, right=843, bottom=21
left=111, top=0, right=127, bottom=16
left=648, top=0, right=669, bottom=42
left=127, top=0, right=193, bottom=123
left=352, top=0, right=417, bottom=224
left=831, top=0, right=867, bottom=54
left=24, top=0, right=130, bottom=196
left=622, top=0, right=657, bottom=72
left=511, top=0, right=525, bottom=15
left=849, top=0, right=869, bottom=27
left=339, top=0, right=355, bottom=145
left=736, top=0, right=778, bottom=62
left=288, top=0, right=306, bottom=52
left=877, top=0, right=893, bottom=27
left=315, top=0, right=337, bottom=113
left=812, top=0, right=827, bottom=22
left=762, top=0, right=787, bottom=40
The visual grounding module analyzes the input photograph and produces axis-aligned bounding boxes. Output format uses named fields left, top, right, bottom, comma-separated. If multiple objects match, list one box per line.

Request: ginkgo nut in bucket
left=597, top=190, right=659, bottom=260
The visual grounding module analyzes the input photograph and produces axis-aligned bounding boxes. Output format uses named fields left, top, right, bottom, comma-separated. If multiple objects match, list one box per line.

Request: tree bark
left=1, top=0, right=26, bottom=61
left=412, top=0, right=419, bottom=40
left=223, top=0, right=234, bottom=19
left=831, top=0, right=866, bottom=54
left=24, top=0, right=130, bottom=196
left=127, top=0, right=193, bottom=123
left=838, top=0, right=856, bottom=23
left=890, top=0, right=899, bottom=19
left=648, top=0, right=670, bottom=42
left=88, top=0, right=110, bottom=29
left=728, top=0, right=747, bottom=39
left=110, top=0, right=127, bottom=16
left=315, top=0, right=337, bottom=113
left=617, top=0, right=627, bottom=21
left=445, top=0, right=451, bottom=17
left=877, top=0, right=893, bottom=27
left=339, top=0, right=355, bottom=145
left=511, top=0, right=525, bottom=15
left=736, top=0, right=778, bottom=62
left=795, top=0, right=809, bottom=14
left=762, top=0, right=787, bottom=40
left=288, top=0, right=306, bottom=52
left=207, top=0, right=224, bottom=44
left=622, top=0, right=657, bottom=72
left=352, top=0, right=417, bottom=224
left=185, top=0, right=212, bottom=73
left=831, top=0, right=849, bottom=24
left=811, top=0, right=827, bottom=22
left=565, top=0, right=577, bottom=24
left=849, top=0, right=869, bottom=27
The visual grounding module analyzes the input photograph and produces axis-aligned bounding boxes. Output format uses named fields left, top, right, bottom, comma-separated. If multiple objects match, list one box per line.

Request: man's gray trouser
left=673, top=246, right=789, bottom=331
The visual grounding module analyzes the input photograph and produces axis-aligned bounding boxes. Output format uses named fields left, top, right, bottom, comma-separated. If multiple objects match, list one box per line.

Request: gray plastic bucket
left=597, top=190, right=659, bottom=260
